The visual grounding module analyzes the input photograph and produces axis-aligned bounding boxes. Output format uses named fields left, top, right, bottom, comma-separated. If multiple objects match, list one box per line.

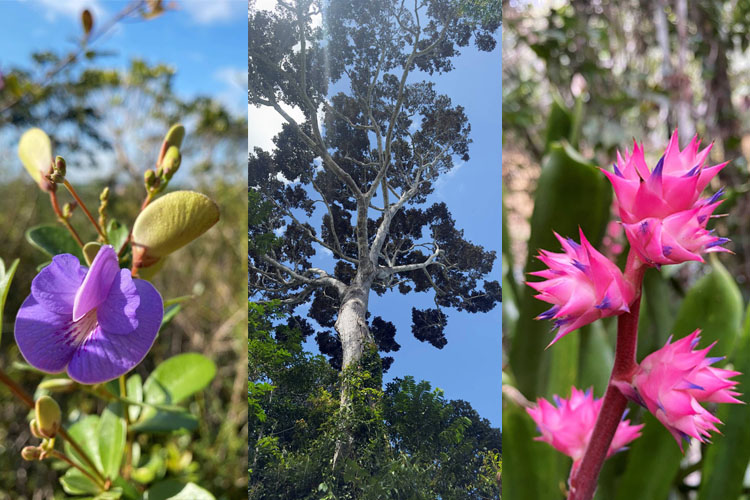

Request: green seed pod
left=35, top=396, right=62, bottom=438
left=18, top=128, right=53, bottom=191
left=131, top=191, right=219, bottom=270
left=21, top=446, right=42, bottom=461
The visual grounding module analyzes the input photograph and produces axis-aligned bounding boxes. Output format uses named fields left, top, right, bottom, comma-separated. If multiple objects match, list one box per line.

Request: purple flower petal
left=31, top=254, right=86, bottom=315
left=73, top=245, right=119, bottom=321
left=97, top=269, right=140, bottom=334
left=67, top=280, right=162, bottom=384
left=14, top=294, right=77, bottom=374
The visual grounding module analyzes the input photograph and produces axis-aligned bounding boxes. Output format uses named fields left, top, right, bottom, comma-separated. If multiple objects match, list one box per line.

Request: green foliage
left=249, top=303, right=501, bottom=499
left=26, top=224, right=84, bottom=260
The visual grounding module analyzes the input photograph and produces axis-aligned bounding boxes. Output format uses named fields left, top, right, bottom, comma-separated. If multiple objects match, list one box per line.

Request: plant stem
left=49, top=449, right=106, bottom=490
left=0, top=367, right=106, bottom=484
left=568, top=251, right=646, bottom=500
left=62, top=180, right=107, bottom=242
left=49, top=191, right=84, bottom=248
left=118, top=190, right=155, bottom=258
left=119, top=374, right=133, bottom=480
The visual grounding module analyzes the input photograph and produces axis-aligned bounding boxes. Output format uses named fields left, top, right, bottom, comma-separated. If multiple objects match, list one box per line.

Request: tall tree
left=249, top=0, right=499, bottom=410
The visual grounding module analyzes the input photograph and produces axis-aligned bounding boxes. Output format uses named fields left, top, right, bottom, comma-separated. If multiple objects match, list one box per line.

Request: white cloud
left=32, top=0, right=106, bottom=23
left=249, top=102, right=305, bottom=152
left=434, top=160, right=465, bottom=199
left=214, top=66, right=247, bottom=115
left=181, top=0, right=241, bottom=24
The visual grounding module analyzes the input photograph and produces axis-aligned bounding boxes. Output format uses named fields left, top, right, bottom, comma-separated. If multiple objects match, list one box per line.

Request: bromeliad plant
left=525, top=131, right=742, bottom=500
left=0, top=125, right=220, bottom=498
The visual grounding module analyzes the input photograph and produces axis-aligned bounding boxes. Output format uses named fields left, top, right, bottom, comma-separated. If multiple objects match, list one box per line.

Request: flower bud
left=29, top=419, right=42, bottom=438
left=48, top=156, right=66, bottom=184
left=144, top=170, right=157, bottom=188
left=35, top=396, right=61, bottom=438
left=161, top=145, right=181, bottom=180
left=99, top=186, right=110, bottom=202
left=21, top=446, right=42, bottom=461
left=18, top=128, right=54, bottom=192
left=157, top=124, right=185, bottom=166
left=81, top=9, right=94, bottom=36
left=132, top=191, right=219, bottom=270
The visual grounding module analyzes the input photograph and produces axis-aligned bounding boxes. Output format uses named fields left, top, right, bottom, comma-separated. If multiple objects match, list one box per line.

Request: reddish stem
left=568, top=251, right=645, bottom=500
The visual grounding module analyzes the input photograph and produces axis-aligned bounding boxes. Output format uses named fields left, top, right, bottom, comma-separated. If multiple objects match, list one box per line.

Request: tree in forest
left=248, top=0, right=500, bottom=431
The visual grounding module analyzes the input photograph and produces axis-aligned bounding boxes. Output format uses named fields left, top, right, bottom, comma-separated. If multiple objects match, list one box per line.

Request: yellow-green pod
left=18, top=128, right=53, bottom=191
left=132, top=191, right=219, bottom=263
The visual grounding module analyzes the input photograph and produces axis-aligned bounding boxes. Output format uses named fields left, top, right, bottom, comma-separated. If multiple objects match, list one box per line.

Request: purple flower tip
left=14, top=246, right=163, bottom=384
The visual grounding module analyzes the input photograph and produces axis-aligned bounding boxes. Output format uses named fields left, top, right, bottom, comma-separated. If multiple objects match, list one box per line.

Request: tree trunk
left=332, top=279, right=376, bottom=469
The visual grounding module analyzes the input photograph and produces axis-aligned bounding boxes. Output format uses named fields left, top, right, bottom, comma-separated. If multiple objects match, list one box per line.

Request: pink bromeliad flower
left=602, top=131, right=730, bottom=266
left=527, top=387, right=643, bottom=475
left=613, top=330, right=742, bottom=450
left=527, top=229, right=634, bottom=346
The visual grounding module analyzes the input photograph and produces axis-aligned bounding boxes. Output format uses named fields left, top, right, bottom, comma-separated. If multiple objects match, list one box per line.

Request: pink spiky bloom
left=527, top=228, right=635, bottom=346
left=613, top=330, right=742, bottom=450
left=602, top=130, right=730, bottom=266
left=527, top=387, right=643, bottom=474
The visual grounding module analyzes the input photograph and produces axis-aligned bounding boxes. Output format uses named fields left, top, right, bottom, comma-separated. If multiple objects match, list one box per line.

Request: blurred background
left=502, top=1, right=750, bottom=499
left=0, top=1, right=247, bottom=498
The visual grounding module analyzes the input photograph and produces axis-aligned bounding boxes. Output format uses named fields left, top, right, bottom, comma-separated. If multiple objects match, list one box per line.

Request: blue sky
left=250, top=11, right=502, bottom=426
left=0, top=0, right=247, bottom=120
left=370, top=44, right=502, bottom=427
left=0, top=0, right=247, bottom=183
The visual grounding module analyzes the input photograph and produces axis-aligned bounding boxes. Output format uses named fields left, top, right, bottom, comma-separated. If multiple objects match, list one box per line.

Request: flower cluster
left=603, top=131, right=729, bottom=266
left=526, top=131, right=741, bottom=460
left=613, top=330, right=741, bottom=449
left=527, top=229, right=634, bottom=346
left=527, top=387, right=642, bottom=473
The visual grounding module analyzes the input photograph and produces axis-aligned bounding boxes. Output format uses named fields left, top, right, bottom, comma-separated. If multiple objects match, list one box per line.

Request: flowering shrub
left=0, top=125, right=221, bottom=498
left=520, top=131, right=743, bottom=500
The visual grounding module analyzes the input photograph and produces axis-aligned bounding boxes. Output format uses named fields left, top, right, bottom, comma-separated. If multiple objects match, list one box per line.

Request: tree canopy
left=249, top=0, right=501, bottom=371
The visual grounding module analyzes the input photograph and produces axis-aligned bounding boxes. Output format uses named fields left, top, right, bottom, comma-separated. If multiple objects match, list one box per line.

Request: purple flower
left=15, top=245, right=163, bottom=384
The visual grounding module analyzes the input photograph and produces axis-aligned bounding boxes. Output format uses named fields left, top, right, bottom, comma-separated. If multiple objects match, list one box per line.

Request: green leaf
left=545, top=329, right=579, bottom=397
left=137, top=353, right=215, bottom=428
left=107, top=219, right=129, bottom=252
left=697, top=303, right=750, bottom=500
left=113, top=477, right=140, bottom=500
left=509, top=142, right=612, bottom=398
left=0, top=257, right=19, bottom=345
left=613, top=412, right=683, bottom=500
left=98, top=403, right=126, bottom=479
left=143, top=353, right=216, bottom=406
left=130, top=410, right=198, bottom=433
left=577, top=321, right=613, bottom=396
left=144, top=480, right=215, bottom=500
left=160, top=304, right=181, bottom=330
left=671, top=256, right=743, bottom=352
left=126, top=374, right=144, bottom=422
left=60, top=467, right=101, bottom=495
left=26, top=224, right=83, bottom=260
left=503, top=403, right=566, bottom=500
left=64, top=415, right=103, bottom=475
